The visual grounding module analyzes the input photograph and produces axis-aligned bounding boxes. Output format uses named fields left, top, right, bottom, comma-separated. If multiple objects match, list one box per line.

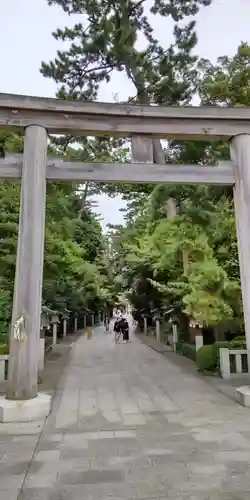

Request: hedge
left=196, top=339, right=246, bottom=373
left=176, top=342, right=196, bottom=361
left=0, top=344, right=8, bottom=355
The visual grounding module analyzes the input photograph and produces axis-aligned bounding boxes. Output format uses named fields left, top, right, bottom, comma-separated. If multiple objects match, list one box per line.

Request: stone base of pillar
left=0, top=392, right=51, bottom=423
left=236, top=386, right=250, bottom=407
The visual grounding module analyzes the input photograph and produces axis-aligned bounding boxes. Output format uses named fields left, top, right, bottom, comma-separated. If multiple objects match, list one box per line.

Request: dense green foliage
left=42, top=0, right=249, bottom=336
left=106, top=44, right=250, bottom=336
left=0, top=134, right=116, bottom=344
left=196, top=339, right=247, bottom=373
left=196, top=345, right=217, bottom=372
left=41, top=0, right=212, bottom=178
left=176, top=342, right=197, bottom=361
left=1, top=0, right=249, bottom=354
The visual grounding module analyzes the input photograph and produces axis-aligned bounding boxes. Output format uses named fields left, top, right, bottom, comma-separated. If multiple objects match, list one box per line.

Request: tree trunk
left=78, top=183, right=89, bottom=219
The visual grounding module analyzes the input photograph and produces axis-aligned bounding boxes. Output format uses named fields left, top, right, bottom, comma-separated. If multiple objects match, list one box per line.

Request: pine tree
left=42, top=0, right=212, bottom=165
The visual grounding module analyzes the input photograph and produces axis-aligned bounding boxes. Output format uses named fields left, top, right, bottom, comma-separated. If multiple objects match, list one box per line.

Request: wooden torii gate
left=0, top=93, right=249, bottom=411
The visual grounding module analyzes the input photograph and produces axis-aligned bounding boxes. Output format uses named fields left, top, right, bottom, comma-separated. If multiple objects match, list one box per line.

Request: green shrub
left=0, top=288, right=11, bottom=345
left=176, top=342, right=196, bottom=361
left=231, top=335, right=246, bottom=343
left=197, top=339, right=247, bottom=374
left=196, top=345, right=217, bottom=372
left=175, top=342, right=183, bottom=354
left=182, top=343, right=196, bottom=361
left=215, top=339, right=246, bottom=350
left=0, top=344, right=8, bottom=355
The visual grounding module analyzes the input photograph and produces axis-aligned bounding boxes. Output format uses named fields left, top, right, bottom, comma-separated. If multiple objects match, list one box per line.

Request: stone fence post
left=220, top=348, right=230, bottom=379
left=156, top=319, right=161, bottom=342
left=195, top=335, right=203, bottom=352
left=74, top=313, right=78, bottom=333
left=62, top=311, right=70, bottom=337
left=0, top=355, right=8, bottom=382
left=51, top=313, right=60, bottom=347
left=172, top=323, right=178, bottom=353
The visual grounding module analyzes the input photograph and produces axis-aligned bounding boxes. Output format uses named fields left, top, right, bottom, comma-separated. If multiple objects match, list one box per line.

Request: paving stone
left=89, top=440, right=119, bottom=457
left=59, top=437, right=89, bottom=450
left=27, top=461, right=69, bottom=475
left=109, top=454, right=152, bottom=469
left=227, top=462, right=250, bottom=475
left=115, top=437, right=140, bottom=451
left=1, top=451, right=35, bottom=463
left=102, top=411, right=121, bottom=423
left=60, top=449, right=91, bottom=461
left=167, top=495, right=248, bottom=500
left=125, top=466, right=173, bottom=484
left=149, top=453, right=179, bottom=466
left=42, top=434, right=63, bottom=443
left=0, top=422, right=44, bottom=436
left=34, top=450, right=61, bottom=462
left=98, top=431, right=115, bottom=439
left=122, top=414, right=146, bottom=426
left=57, top=469, right=125, bottom=485
left=5, top=323, right=250, bottom=499
left=0, top=475, right=25, bottom=490
left=11, top=436, right=38, bottom=444
left=35, top=442, right=60, bottom=452
left=215, top=451, right=250, bottom=462
left=18, top=490, right=53, bottom=500
left=24, top=473, right=58, bottom=488
left=0, top=491, right=19, bottom=500
left=186, top=463, right=228, bottom=475
left=209, top=494, right=250, bottom=500
left=113, top=431, right=136, bottom=438
left=0, top=461, right=32, bottom=475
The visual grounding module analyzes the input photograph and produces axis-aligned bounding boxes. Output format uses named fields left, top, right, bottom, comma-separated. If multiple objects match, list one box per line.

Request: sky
left=1, top=0, right=250, bottom=228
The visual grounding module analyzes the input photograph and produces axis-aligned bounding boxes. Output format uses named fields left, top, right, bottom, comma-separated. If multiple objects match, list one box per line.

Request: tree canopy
left=105, top=44, right=248, bottom=335
left=0, top=1, right=248, bottom=345
left=0, top=134, right=116, bottom=344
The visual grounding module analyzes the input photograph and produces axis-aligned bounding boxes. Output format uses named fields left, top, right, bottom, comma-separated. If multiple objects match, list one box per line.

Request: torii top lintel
left=0, top=93, right=250, bottom=140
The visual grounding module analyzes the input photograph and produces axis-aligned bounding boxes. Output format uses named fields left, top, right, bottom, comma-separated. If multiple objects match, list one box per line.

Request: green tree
left=42, top=0, right=212, bottom=184
left=0, top=134, right=116, bottom=344
left=199, top=42, right=250, bottom=107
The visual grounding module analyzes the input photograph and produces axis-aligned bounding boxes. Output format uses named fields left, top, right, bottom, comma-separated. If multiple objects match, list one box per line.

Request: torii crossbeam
left=0, top=153, right=234, bottom=184
left=0, top=93, right=249, bottom=420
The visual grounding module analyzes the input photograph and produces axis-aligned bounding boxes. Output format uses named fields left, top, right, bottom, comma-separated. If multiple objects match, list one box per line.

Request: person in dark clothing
left=120, top=317, right=129, bottom=343
left=114, top=316, right=122, bottom=343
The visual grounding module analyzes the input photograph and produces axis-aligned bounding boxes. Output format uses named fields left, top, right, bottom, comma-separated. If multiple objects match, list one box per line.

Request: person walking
left=104, top=314, right=110, bottom=332
left=120, top=316, right=129, bottom=343
left=114, top=315, right=122, bottom=343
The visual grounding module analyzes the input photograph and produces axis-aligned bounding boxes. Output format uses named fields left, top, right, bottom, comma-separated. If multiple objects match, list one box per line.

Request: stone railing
left=0, top=307, right=101, bottom=382
left=219, top=348, right=249, bottom=379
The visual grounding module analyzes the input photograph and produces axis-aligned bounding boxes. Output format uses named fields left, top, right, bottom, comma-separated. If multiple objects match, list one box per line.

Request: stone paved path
left=1, top=321, right=250, bottom=499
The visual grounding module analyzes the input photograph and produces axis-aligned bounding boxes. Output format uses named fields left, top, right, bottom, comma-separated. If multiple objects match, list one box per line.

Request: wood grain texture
left=1, top=92, right=250, bottom=138
left=0, top=155, right=235, bottom=185
left=6, top=126, right=47, bottom=400
left=1, top=92, right=250, bottom=119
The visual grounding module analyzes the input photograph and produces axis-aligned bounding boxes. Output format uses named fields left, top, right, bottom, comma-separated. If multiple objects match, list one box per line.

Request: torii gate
left=0, top=93, right=249, bottom=421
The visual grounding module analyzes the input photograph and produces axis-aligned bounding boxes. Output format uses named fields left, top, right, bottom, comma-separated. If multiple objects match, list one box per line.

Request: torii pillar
left=230, top=134, right=250, bottom=350
left=0, top=125, right=51, bottom=422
